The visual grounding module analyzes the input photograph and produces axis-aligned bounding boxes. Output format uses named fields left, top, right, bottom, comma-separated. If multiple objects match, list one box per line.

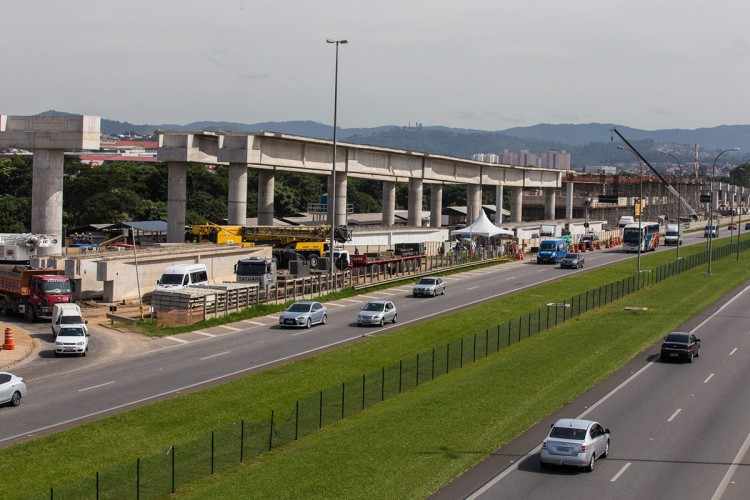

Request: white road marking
left=465, top=283, right=750, bottom=500
left=216, top=325, right=242, bottom=332
left=240, top=320, right=266, bottom=326
left=709, top=432, right=750, bottom=500
left=377, top=291, right=397, bottom=296
left=729, top=347, right=738, bottom=356
left=359, top=294, right=379, bottom=299
left=164, top=336, right=189, bottom=344
left=267, top=315, right=280, bottom=320
left=325, top=302, right=345, bottom=308
left=342, top=299, right=362, bottom=303
left=200, top=351, right=230, bottom=361
left=77, top=381, right=115, bottom=393
left=667, top=408, right=682, bottom=422
left=704, top=373, right=715, bottom=384
left=610, top=462, right=632, bottom=483
left=467, top=286, right=479, bottom=290
left=193, top=331, right=216, bottom=338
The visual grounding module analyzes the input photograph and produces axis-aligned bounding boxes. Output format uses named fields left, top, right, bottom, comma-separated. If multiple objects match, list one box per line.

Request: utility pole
left=707, top=148, right=740, bottom=275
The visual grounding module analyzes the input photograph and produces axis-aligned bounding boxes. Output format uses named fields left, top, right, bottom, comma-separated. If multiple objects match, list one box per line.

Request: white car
left=540, top=418, right=610, bottom=471
left=55, top=325, right=89, bottom=357
left=0, top=372, right=27, bottom=407
left=357, top=300, right=398, bottom=326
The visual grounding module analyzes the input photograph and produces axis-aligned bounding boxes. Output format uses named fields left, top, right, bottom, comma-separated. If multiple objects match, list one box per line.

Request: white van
left=664, top=223, right=681, bottom=246
left=618, top=216, right=635, bottom=228
left=51, top=303, right=86, bottom=337
left=156, top=263, right=209, bottom=291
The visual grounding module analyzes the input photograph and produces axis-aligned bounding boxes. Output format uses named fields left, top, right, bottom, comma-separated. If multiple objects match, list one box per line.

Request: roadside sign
left=598, top=195, right=618, bottom=204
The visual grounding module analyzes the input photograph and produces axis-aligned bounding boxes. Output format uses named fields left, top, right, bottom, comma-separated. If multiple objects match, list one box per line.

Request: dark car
left=660, top=332, right=701, bottom=362
left=745, top=222, right=750, bottom=231
left=560, top=253, right=584, bottom=269
left=580, top=234, right=598, bottom=251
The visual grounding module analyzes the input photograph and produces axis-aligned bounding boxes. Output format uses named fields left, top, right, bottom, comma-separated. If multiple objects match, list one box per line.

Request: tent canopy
left=452, top=209, right=514, bottom=238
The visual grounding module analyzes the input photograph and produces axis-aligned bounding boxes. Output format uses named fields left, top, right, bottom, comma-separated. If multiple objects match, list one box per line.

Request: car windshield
left=665, top=333, right=689, bottom=343
left=418, top=278, right=436, bottom=285
left=236, top=261, right=267, bottom=275
left=160, top=274, right=184, bottom=285
left=42, top=281, right=71, bottom=294
left=288, top=303, right=311, bottom=313
left=540, top=241, right=557, bottom=251
left=549, top=427, right=587, bottom=440
left=60, top=315, right=83, bottom=324
left=363, top=303, right=385, bottom=312
left=58, top=327, right=85, bottom=337
left=564, top=253, right=578, bottom=259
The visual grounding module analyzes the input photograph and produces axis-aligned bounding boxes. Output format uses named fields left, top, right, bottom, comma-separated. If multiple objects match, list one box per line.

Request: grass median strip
left=0, top=237, right=743, bottom=499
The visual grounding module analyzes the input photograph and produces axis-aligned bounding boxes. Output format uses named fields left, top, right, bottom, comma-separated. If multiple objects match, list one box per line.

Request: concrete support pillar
left=257, top=170, right=275, bottom=226
left=167, top=161, right=187, bottom=243
left=408, top=178, right=423, bottom=227
left=466, top=184, right=482, bottom=223
left=544, top=188, right=557, bottom=221
left=31, top=149, right=65, bottom=256
left=335, top=174, right=348, bottom=226
left=510, top=187, right=523, bottom=223
left=565, top=182, right=574, bottom=220
left=227, top=164, right=248, bottom=226
left=327, top=176, right=334, bottom=225
left=495, top=185, right=504, bottom=225
left=382, top=180, right=396, bottom=227
left=430, top=184, right=443, bottom=228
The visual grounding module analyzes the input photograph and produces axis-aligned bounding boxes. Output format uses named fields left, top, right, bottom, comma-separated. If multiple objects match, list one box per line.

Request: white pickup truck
left=51, top=303, right=89, bottom=357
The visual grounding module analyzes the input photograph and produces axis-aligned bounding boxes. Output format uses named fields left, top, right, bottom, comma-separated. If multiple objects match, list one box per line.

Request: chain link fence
left=46, top=238, right=749, bottom=499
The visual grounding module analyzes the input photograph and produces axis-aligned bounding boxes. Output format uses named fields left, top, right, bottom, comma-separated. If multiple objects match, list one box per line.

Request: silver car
left=0, top=372, right=27, bottom=408
left=540, top=418, right=610, bottom=471
left=357, top=300, right=397, bottom=326
left=413, top=277, right=446, bottom=297
left=279, top=301, right=327, bottom=329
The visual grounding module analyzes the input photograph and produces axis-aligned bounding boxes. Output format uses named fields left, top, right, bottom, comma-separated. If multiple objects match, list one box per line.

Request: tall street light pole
left=707, top=147, right=740, bottom=275
left=326, top=38, right=348, bottom=290
left=618, top=145, right=643, bottom=274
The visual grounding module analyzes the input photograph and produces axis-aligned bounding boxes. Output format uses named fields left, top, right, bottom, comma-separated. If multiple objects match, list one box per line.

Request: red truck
left=0, top=265, right=72, bottom=321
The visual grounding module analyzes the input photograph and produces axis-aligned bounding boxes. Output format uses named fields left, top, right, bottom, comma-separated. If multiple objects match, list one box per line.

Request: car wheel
left=379, top=318, right=384, bottom=327
left=586, top=454, right=595, bottom=472
left=306, top=318, right=312, bottom=329
left=687, top=352, right=693, bottom=363
left=392, top=314, right=398, bottom=324
left=442, top=288, right=446, bottom=295
left=322, top=314, right=327, bottom=325
left=82, top=351, right=87, bottom=357
left=10, top=391, right=21, bottom=407
left=603, top=440, right=609, bottom=458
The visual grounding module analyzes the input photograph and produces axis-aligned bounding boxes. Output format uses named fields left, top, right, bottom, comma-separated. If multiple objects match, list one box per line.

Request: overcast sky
left=2, top=0, right=749, bottom=130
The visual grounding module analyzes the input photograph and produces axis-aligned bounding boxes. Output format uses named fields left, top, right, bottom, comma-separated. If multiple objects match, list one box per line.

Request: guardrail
left=44, top=235, right=750, bottom=500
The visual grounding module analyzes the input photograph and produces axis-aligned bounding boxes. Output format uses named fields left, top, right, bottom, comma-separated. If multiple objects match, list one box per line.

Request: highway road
left=0, top=231, right=712, bottom=446
left=434, top=279, right=750, bottom=500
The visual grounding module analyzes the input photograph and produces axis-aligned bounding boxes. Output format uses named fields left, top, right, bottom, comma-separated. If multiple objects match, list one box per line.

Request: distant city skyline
left=2, top=1, right=750, bottom=130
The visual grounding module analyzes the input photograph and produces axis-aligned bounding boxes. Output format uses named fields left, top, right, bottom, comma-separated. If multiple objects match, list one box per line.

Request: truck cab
left=537, top=239, right=569, bottom=264
left=235, top=257, right=277, bottom=286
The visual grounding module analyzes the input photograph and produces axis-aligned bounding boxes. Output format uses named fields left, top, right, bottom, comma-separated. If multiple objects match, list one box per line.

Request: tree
left=730, top=163, right=750, bottom=187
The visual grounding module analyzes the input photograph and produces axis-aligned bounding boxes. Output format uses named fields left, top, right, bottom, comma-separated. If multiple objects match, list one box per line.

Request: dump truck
left=0, top=265, right=72, bottom=321
left=235, top=257, right=277, bottom=286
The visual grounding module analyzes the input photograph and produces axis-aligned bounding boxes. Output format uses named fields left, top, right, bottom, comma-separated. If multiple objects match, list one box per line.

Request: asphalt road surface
left=0, top=232, right=714, bottom=446
left=435, top=280, right=750, bottom=500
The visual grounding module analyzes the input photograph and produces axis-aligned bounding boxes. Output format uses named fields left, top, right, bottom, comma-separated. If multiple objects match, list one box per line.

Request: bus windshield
left=623, top=228, right=642, bottom=244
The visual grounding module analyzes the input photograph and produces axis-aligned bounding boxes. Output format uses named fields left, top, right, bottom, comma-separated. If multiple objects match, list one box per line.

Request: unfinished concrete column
left=335, top=174, right=348, bottom=226
left=510, top=187, right=523, bottom=223
left=544, top=188, right=557, bottom=220
left=408, top=178, right=424, bottom=227
left=227, top=163, right=248, bottom=226
left=565, top=182, right=574, bottom=219
left=382, top=180, right=396, bottom=227
left=167, top=162, right=187, bottom=242
left=466, top=184, right=482, bottom=223
left=31, top=149, right=65, bottom=255
left=430, top=184, right=443, bottom=228
left=0, top=114, right=101, bottom=256
left=257, top=170, right=275, bottom=226
left=495, top=185, right=504, bottom=225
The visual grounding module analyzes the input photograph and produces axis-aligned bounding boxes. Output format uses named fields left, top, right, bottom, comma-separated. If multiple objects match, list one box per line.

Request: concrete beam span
left=408, top=178, right=424, bottom=227
left=227, top=164, right=248, bottom=226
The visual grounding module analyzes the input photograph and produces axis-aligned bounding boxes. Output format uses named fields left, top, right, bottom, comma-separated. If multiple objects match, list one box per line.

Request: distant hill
left=36, top=110, right=750, bottom=167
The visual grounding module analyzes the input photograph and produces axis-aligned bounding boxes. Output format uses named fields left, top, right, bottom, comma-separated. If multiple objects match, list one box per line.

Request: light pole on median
left=707, top=147, right=741, bottom=275
left=618, top=145, right=643, bottom=274
left=326, top=38, right=348, bottom=290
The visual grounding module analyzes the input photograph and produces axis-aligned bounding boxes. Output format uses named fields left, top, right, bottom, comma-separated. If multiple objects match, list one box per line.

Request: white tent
left=452, top=209, right=515, bottom=238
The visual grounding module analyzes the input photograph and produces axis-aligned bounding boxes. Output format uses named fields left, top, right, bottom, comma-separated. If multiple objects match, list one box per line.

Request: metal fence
left=46, top=238, right=749, bottom=499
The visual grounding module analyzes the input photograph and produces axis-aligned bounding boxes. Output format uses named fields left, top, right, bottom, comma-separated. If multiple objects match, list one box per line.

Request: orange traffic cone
left=3, top=327, right=15, bottom=351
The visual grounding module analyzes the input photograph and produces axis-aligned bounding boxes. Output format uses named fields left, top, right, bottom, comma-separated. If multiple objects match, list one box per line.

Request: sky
left=2, top=0, right=749, bottom=130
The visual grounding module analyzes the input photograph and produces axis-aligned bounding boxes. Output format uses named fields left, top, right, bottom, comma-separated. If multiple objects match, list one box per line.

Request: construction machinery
left=0, top=234, right=60, bottom=264
left=187, top=224, right=250, bottom=246
left=0, top=265, right=72, bottom=321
